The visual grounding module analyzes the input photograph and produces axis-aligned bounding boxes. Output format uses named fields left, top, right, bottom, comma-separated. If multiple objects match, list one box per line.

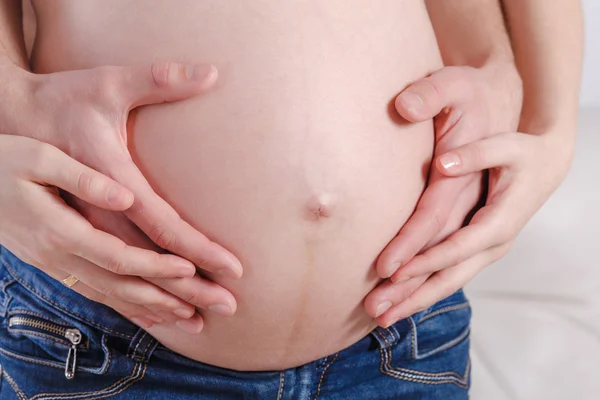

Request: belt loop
left=371, top=318, right=409, bottom=349
left=127, top=328, right=158, bottom=363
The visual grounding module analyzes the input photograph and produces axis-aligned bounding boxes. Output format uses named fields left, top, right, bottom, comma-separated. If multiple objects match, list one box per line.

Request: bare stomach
left=31, top=0, right=442, bottom=370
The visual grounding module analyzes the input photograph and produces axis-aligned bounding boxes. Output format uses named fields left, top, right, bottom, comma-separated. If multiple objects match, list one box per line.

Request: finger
left=146, top=275, right=237, bottom=317
left=56, top=261, right=205, bottom=334
left=378, top=243, right=510, bottom=328
left=113, top=62, right=219, bottom=108
left=395, top=67, right=476, bottom=122
left=436, top=132, right=526, bottom=176
left=376, top=175, right=472, bottom=279
left=61, top=253, right=196, bottom=318
left=76, top=226, right=197, bottom=278
left=175, top=313, right=205, bottom=335
left=364, top=275, right=430, bottom=319
left=423, top=176, right=484, bottom=250
left=36, top=185, right=196, bottom=278
left=390, top=196, right=515, bottom=283
left=118, top=162, right=242, bottom=278
left=41, top=266, right=161, bottom=329
left=30, top=141, right=134, bottom=211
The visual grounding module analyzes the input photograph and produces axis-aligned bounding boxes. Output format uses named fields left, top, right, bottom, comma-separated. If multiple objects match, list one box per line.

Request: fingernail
left=208, top=304, right=233, bottom=316
left=218, top=265, right=242, bottom=280
left=173, top=308, right=194, bottom=319
left=130, top=317, right=152, bottom=329
left=186, top=64, right=218, bottom=83
left=176, top=318, right=204, bottom=334
left=177, top=264, right=196, bottom=277
left=386, top=262, right=402, bottom=278
left=145, top=314, right=164, bottom=323
left=106, top=185, right=124, bottom=206
left=399, top=92, right=423, bottom=112
left=439, top=153, right=461, bottom=171
left=375, top=301, right=392, bottom=318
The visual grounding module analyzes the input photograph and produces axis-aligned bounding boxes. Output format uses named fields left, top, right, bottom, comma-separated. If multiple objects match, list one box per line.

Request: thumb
left=395, top=66, right=476, bottom=122
left=116, top=61, right=218, bottom=108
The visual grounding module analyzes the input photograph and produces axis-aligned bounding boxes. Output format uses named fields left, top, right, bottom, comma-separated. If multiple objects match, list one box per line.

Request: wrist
left=0, top=55, right=39, bottom=135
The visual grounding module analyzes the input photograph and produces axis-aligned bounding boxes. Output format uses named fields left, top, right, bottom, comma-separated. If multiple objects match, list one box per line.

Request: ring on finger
left=61, top=274, right=80, bottom=288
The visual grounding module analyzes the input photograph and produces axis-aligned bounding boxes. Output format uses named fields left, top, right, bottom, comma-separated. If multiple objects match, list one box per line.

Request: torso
left=30, top=0, right=442, bottom=370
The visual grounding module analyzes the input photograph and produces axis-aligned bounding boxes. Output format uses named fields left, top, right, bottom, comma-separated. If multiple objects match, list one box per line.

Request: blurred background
left=468, top=1, right=600, bottom=399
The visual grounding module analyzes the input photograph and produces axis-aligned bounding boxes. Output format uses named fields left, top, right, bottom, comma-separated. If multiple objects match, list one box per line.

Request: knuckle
left=93, top=67, right=120, bottom=98
left=31, top=142, right=58, bottom=169
left=106, top=253, right=128, bottom=275
left=183, top=291, right=203, bottom=307
left=429, top=210, right=447, bottom=233
left=420, top=78, right=442, bottom=101
left=74, top=170, right=94, bottom=196
left=98, top=285, right=119, bottom=299
left=151, top=61, right=173, bottom=88
left=466, top=143, right=486, bottom=167
left=147, top=253, right=167, bottom=278
left=445, top=237, right=466, bottom=267
left=149, top=223, right=177, bottom=250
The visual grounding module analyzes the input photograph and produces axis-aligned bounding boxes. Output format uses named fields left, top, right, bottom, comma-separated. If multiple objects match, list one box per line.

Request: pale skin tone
left=0, top=0, right=582, bottom=370
left=368, top=0, right=583, bottom=326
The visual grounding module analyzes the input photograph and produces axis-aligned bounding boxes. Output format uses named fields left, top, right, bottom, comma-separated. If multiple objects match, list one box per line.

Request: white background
left=582, top=0, right=600, bottom=106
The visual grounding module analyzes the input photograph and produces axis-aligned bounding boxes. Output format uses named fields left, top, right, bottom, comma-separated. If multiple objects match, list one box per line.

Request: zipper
left=8, top=315, right=83, bottom=379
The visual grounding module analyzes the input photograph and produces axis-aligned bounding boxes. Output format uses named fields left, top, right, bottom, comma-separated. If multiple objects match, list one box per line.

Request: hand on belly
left=32, top=0, right=442, bottom=370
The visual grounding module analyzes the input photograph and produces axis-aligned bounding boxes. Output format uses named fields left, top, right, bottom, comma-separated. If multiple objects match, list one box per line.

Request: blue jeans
left=0, top=245, right=471, bottom=399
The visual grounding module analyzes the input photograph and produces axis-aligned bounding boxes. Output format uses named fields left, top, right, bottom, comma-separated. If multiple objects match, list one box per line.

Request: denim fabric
left=0, top=245, right=471, bottom=399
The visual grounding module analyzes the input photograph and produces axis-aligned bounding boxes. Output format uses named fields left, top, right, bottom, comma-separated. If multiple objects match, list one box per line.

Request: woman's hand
left=0, top=57, right=240, bottom=333
left=375, top=129, right=573, bottom=327
left=364, top=64, right=526, bottom=324
left=0, top=134, right=209, bottom=330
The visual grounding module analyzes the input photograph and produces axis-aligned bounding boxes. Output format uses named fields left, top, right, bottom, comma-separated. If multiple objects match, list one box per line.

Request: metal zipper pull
left=64, top=328, right=82, bottom=380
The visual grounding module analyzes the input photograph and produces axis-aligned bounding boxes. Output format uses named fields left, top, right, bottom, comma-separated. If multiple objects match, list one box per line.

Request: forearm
left=0, top=0, right=28, bottom=69
left=0, top=0, right=35, bottom=135
left=426, top=0, right=514, bottom=68
left=502, top=0, right=583, bottom=134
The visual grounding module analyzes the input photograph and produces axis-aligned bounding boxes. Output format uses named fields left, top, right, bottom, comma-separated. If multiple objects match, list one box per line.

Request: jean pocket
left=377, top=290, right=471, bottom=389
left=411, top=289, right=471, bottom=360
left=0, top=281, right=112, bottom=380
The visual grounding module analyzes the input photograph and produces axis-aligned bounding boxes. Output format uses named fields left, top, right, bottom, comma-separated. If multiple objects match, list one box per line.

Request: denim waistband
left=0, top=245, right=139, bottom=340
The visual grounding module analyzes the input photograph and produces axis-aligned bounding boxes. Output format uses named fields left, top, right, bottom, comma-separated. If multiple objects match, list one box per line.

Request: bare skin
left=28, top=0, right=442, bottom=370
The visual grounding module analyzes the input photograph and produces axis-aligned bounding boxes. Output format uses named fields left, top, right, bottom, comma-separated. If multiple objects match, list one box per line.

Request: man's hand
left=0, top=57, right=240, bottom=333
left=364, top=64, right=523, bottom=325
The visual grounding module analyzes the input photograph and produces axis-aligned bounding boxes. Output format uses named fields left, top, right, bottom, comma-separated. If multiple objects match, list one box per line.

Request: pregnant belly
left=31, top=0, right=442, bottom=370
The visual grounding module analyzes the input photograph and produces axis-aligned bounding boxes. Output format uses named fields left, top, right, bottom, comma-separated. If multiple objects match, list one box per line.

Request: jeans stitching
left=2, top=260, right=133, bottom=340
left=372, top=328, right=470, bottom=389
left=276, top=371, right=285, bottom=400
left=379, top=345, right=470, bottom=389
left=27, top=333, right=154, bottom=400
left=30, top=363, right=145, bottom=400
left=132, top=332, right=147, bottom=358
left=2, top=368, right=28, bottom=400
left=416, top=302, right=470, bottom=324
left=314, top=352, right=339, bottom=400
left=405, top=318, right=417, bottom=359
left=0, top=346, right=72, bottom=370
left=415, top=326, right=470, bottom=360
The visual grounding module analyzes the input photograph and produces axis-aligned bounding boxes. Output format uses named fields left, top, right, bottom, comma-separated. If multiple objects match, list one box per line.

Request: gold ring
left=61, top=274, right=79, bottom=288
